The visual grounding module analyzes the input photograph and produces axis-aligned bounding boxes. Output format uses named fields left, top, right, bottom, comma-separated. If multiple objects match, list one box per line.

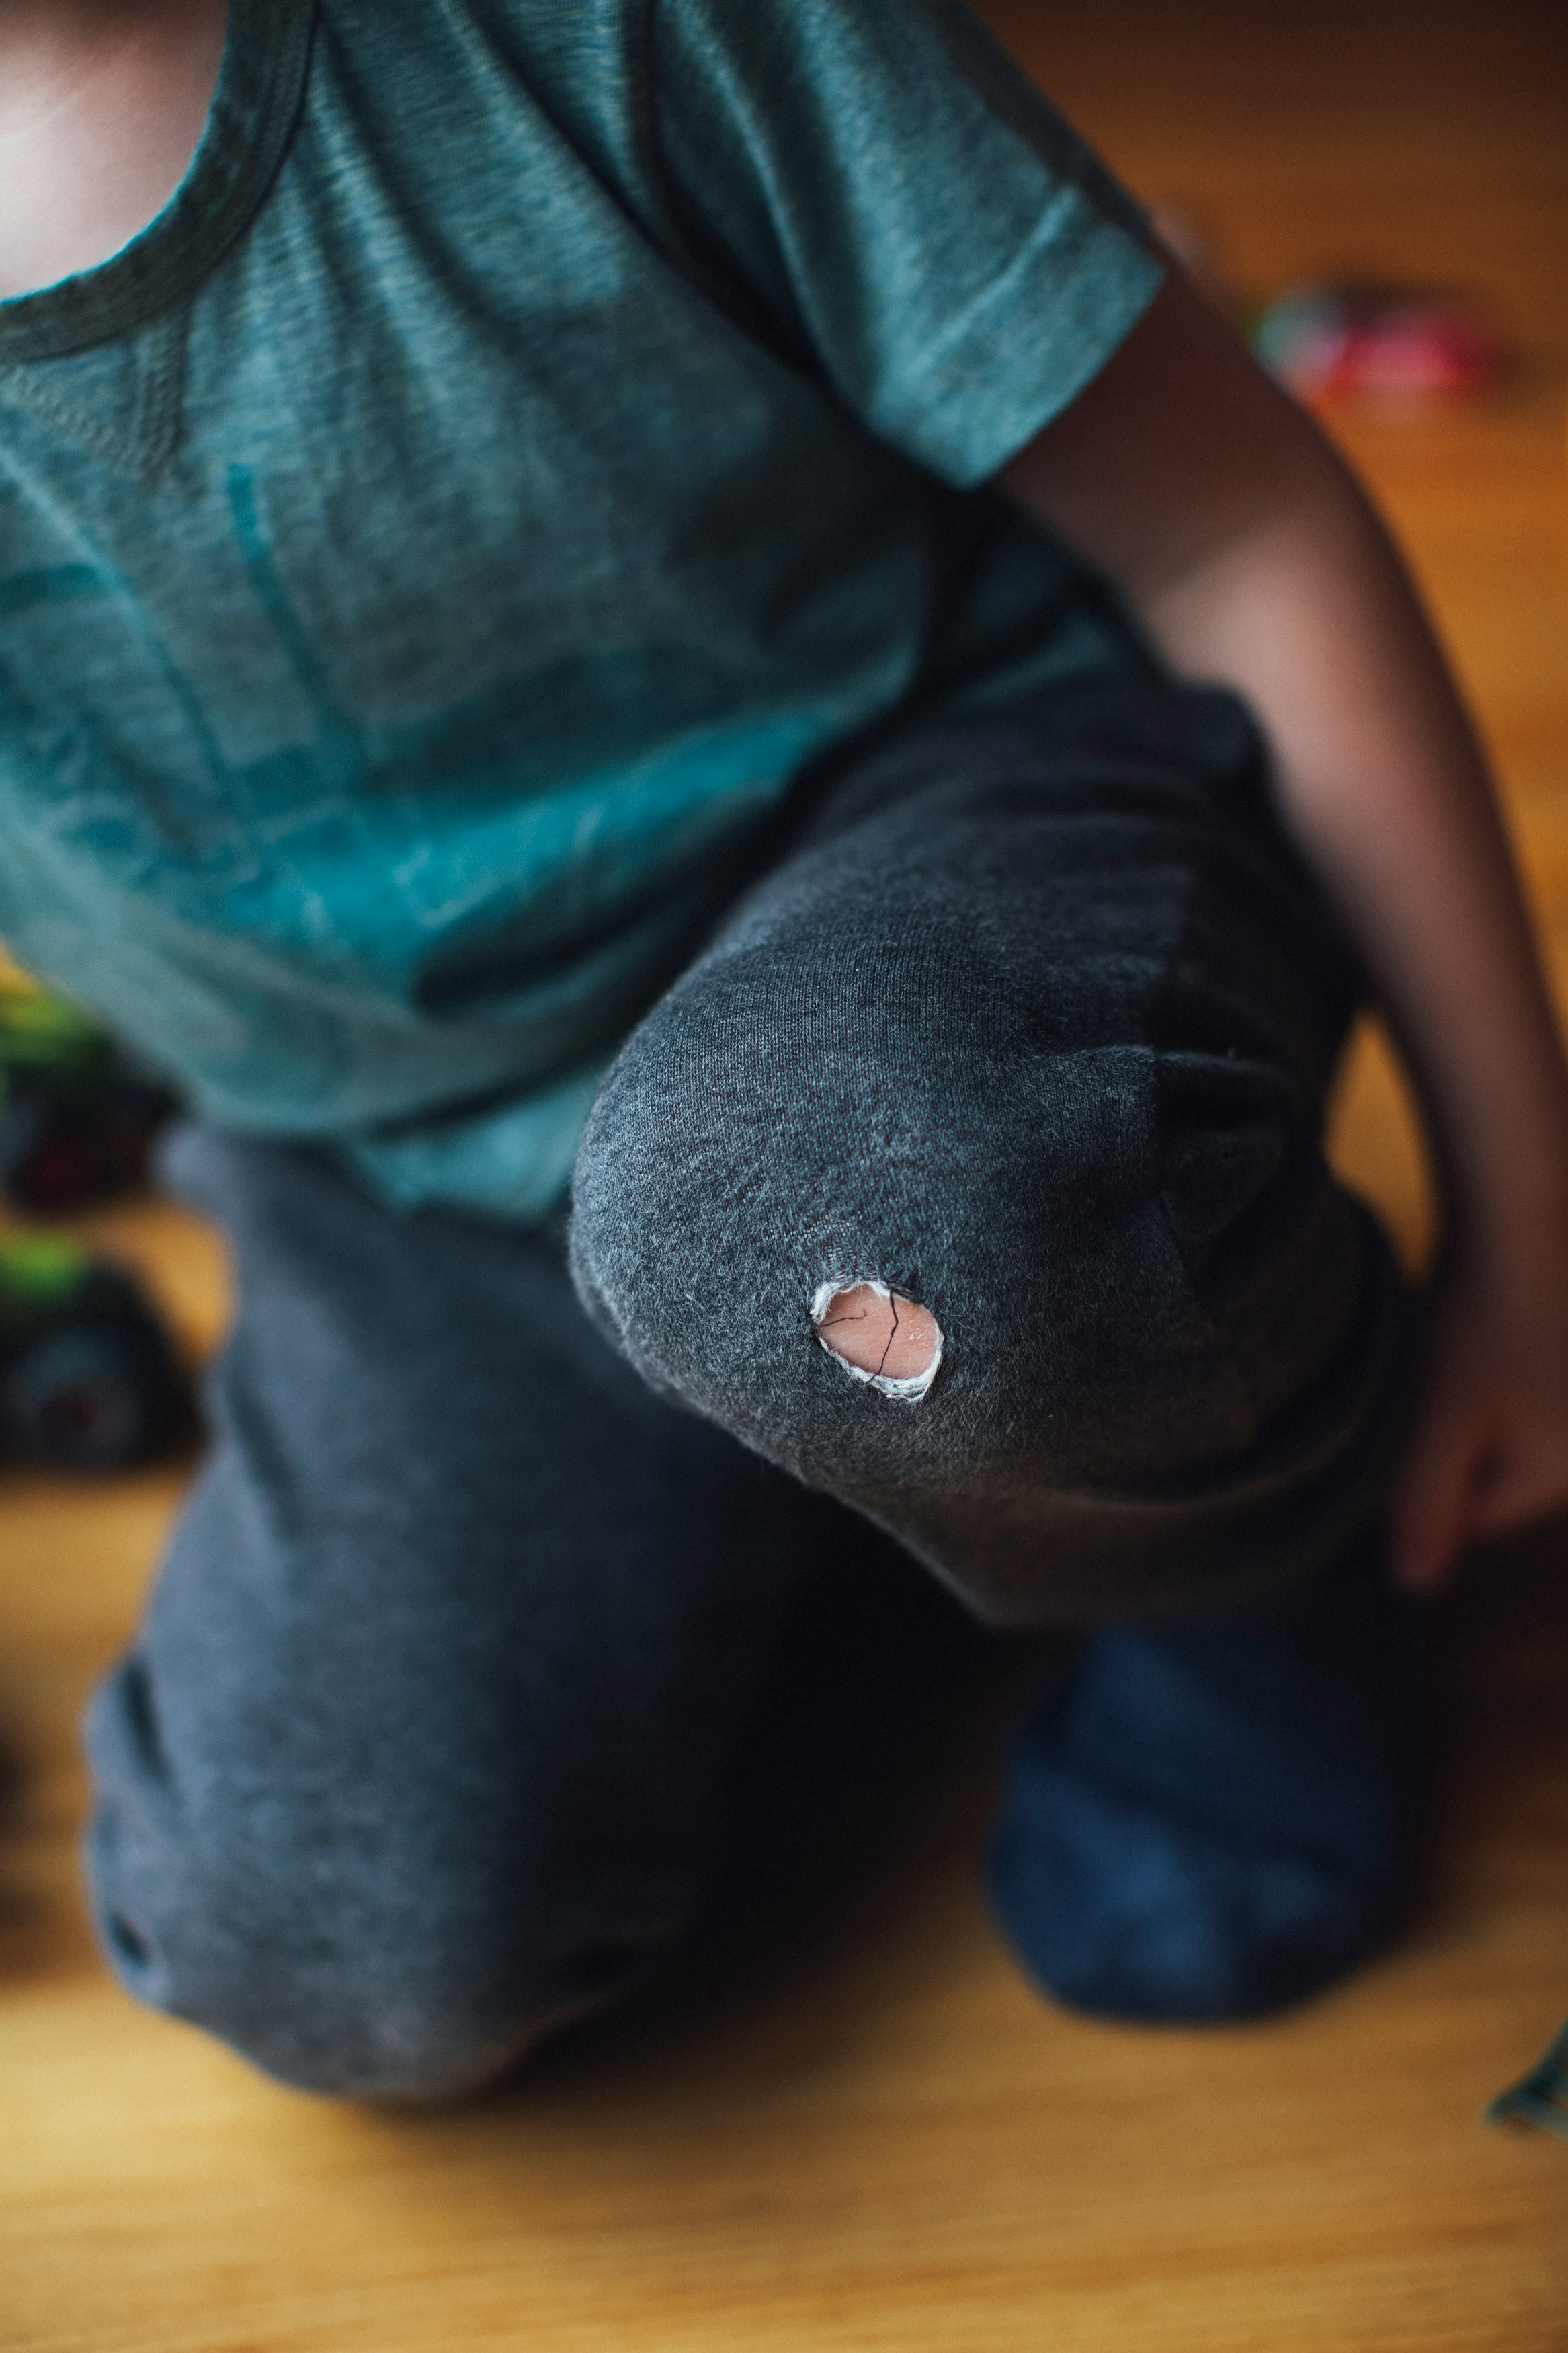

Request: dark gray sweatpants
left=85, top=683, right=1414, bottom=2098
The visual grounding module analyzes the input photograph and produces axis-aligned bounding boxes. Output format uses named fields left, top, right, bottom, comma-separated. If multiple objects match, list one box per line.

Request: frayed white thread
left=810, top=1277, right=944, bottom=1402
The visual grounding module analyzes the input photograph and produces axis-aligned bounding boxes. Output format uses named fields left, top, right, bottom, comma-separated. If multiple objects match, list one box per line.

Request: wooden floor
left=5, top=5, right=1568, bottom=2346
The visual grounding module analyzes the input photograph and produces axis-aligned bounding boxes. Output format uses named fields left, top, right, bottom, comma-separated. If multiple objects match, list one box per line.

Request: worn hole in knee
left=811, top=1280, right=943, bottom=1400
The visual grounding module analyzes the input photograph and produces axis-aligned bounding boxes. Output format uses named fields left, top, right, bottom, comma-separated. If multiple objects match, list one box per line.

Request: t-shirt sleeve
left=647, top=0, right=1165, bottom=488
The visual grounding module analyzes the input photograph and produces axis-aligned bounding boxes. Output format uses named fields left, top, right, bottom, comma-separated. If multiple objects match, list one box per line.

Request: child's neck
left=0, top=0, right=229, bottom=301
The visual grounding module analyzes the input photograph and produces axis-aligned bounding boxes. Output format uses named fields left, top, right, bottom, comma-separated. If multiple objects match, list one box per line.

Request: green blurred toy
left=0, top=1232, right=187, bottom=1472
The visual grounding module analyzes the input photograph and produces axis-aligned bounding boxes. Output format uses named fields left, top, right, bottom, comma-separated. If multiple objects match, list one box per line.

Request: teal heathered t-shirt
left=0, top=0, right=1163, bottom=1222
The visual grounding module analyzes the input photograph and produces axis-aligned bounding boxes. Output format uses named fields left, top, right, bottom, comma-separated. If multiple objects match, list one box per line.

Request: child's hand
left=1391, top=1238, right=1568, bottom=1591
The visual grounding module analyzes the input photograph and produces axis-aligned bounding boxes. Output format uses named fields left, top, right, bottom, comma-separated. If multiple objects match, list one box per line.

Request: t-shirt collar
left=0, top=0, right=315, bottom=366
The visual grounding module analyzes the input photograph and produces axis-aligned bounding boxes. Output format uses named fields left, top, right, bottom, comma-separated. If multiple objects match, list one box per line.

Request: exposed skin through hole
left=813, top=1283, right=941, bottom=1385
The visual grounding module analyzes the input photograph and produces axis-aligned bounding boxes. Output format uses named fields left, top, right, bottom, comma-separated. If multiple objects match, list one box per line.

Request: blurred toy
left=0, top=982, right=175, bottom=1212
left=1253, top=283, right=1508, bottom=408
left=0, top=1232, right=188, bottom=1472
left=1488, top=2016, right=1568, bottom=2144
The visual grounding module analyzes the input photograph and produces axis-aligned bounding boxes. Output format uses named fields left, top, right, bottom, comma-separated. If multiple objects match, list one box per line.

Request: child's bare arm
left=998, top=271, right=1568, bottom=1590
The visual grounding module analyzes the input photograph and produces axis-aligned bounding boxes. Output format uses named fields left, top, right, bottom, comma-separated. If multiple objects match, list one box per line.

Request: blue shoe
left=987, top=1539, right=1424, bottom=2022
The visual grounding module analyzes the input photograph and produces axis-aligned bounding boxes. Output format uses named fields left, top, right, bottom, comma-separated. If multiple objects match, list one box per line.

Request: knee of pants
left=569, top=920, right=1364, bottom=1521
left=83, top=1650, right=684, bottom=2103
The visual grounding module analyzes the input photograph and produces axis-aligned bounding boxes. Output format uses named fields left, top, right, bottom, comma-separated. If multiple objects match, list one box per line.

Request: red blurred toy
left=1253, top=283, right=1507, bottom=407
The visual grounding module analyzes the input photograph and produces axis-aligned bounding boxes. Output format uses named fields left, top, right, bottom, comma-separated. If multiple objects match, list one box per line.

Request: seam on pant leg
left=1140, top=820, right=1409, bottom=1575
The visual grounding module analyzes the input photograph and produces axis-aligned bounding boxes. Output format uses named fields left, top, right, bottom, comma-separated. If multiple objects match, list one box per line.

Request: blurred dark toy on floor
left=0, top=1232, right=189, bottom=1472
left=1489, top=2016, right=1568, bottom=2143
left=0, top=982, right=176, bottom=1213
